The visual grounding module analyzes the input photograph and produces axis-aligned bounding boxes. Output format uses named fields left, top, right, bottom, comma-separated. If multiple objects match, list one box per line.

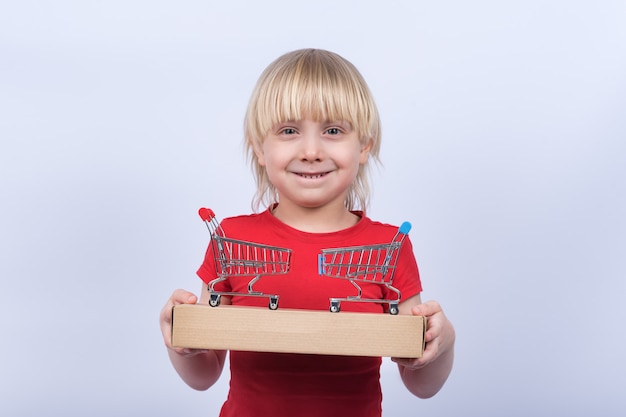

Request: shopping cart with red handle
left=317, top=222, right=412, bottom=315
left=198, top=208, right=292, bottom=310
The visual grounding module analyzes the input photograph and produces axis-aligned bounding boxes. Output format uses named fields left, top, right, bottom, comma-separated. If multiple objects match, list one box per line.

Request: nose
left=300, top=131, right=324, bottom=161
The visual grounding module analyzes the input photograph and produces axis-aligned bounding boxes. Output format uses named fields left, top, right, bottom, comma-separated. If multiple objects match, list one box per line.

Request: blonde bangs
left=247, top=49, right=380, bottom=149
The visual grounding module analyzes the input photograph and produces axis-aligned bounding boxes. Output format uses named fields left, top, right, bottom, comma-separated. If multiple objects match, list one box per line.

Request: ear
left=252, top=140, right=266, bottom=166
left=359, top=139, right=374, bottom=164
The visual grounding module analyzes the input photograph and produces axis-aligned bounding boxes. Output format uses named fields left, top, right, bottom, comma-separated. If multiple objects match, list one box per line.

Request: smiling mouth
left=296, top=172, right=328, bottom=179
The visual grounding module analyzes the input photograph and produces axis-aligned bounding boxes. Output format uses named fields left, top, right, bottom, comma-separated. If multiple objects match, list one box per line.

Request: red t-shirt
left=197, top=209, right=422, bottom=417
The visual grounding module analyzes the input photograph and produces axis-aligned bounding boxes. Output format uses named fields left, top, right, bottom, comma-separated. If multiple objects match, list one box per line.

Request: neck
left=271, top=202, right=360, bottom=233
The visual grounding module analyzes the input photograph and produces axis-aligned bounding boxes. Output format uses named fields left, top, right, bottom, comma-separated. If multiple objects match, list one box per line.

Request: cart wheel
left=209, top=293, right=221, bottom=307
left=330, top=301, right=341, bottom=313
left=389, top=303, right=399, bottom=315
left=268, top=296, right=279, bottom=310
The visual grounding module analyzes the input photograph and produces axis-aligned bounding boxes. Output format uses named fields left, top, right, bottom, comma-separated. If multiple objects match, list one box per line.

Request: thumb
left=172, top=288, right=198, bottom=305
left=411, top=300, right=441, bottom=317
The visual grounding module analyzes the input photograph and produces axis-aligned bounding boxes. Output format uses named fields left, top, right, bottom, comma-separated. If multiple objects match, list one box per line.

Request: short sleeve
left=381, top=236, right=422, bottom=303
left=196, top=239, right=232, bottom=292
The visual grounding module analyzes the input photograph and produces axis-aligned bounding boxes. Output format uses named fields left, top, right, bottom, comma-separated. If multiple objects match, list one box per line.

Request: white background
left=1, top=1, right=625, bottom=416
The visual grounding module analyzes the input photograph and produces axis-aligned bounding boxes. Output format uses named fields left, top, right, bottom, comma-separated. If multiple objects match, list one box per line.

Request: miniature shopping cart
left=198, top=208, right=292, bottom=310
left=317, top=222, right=412, bottom=315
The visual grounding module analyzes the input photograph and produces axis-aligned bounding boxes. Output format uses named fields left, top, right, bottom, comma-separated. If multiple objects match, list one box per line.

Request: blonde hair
left=244, top=48, right=381, bottom=212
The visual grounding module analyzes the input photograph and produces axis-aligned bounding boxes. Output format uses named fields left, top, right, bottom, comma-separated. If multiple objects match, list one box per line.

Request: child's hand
left=159, top=289, right=209, bottom=356
left=392, top=300, right=455, bottom=370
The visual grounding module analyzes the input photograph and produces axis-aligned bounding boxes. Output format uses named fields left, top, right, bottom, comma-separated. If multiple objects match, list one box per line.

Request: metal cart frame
left=199, top=208, right=292, bottom=310
left=317, top=222, right=412, bottom=315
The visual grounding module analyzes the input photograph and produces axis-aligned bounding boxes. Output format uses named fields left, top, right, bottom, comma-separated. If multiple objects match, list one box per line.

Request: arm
left=392, top=295, right=456, bottom=398
left=159, top=284, right=230, bottom=391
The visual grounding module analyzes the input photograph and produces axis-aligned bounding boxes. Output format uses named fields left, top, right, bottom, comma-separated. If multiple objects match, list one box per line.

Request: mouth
left=295, top=172, right=329, bottom=179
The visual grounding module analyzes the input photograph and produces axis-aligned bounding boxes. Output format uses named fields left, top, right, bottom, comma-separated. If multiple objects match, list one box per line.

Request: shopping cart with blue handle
left=317, top=222, right=412, bottom=315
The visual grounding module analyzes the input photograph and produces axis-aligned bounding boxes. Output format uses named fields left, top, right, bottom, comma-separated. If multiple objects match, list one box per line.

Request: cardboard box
left=172, top=304, right=425, bottom=358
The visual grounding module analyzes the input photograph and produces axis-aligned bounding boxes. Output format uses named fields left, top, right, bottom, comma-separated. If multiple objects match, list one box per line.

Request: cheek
left=259, top=152, right=285, bottom=173
left=261, top=152, right=274, bottom=167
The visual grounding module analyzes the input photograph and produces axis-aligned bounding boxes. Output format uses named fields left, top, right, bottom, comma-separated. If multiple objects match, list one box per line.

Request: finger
left=159, top=289, right=197, bottom=348
left=160, top=303, right=175, bottom=344
left=424, top=316, right=442, bottom=343
left=162, top=329, right=173, bottom=347
left=171, top=289, right=198, bottom=305
left=391, top=356, right=427, bottom=370
left=417, top=345, right=437, bottom=367
left=395, top=337, right=439, bottom=370
left=160, top=290, right=197, bottom=323
left=159, top=299, right=174, bottom=325
left=411, top=300, right=442, bottom=317
left=178, top=348, right=211, bottom=357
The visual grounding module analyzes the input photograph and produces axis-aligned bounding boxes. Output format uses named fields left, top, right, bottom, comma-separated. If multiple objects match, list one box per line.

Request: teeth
left=299, top=173, right=324, bottom=179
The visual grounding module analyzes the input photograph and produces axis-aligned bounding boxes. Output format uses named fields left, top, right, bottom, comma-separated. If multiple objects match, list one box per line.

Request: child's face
left=255, top=118, right=372, bottom=211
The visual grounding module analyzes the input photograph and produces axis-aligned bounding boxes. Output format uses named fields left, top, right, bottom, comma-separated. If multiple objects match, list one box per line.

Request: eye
left=279, top=127, right=298, bottom=135
left=324, top=121, right=352, bottom=136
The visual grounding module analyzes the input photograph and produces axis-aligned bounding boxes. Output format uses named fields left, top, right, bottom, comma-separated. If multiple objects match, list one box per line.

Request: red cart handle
left=198, top=207, right=215, bottom=221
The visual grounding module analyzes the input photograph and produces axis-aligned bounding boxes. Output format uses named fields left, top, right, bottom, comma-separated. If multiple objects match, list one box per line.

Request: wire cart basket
left=317, top=222, right=412, bottom=315
left=198, top=208, right=292, bottom=310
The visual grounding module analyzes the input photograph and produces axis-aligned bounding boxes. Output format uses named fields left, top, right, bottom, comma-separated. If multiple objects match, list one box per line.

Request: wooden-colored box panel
left=172, top=304, right=425, bottom=358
